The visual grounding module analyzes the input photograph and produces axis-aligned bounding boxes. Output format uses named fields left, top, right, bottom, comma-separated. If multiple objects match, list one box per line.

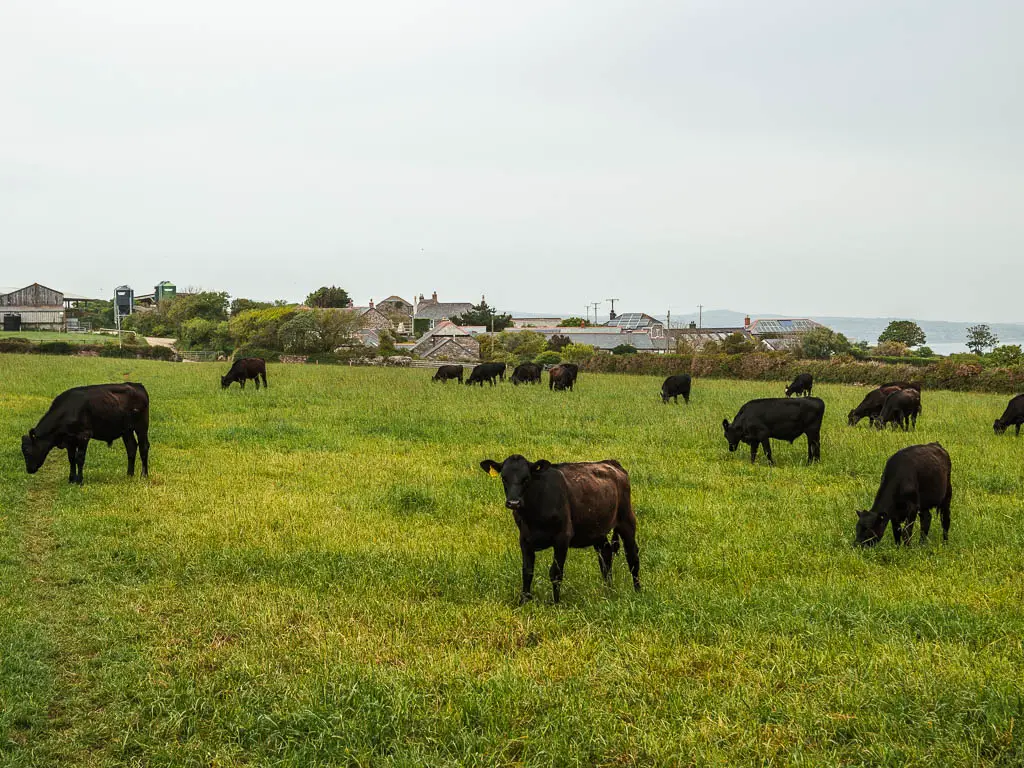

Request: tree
left=799, top=328, right=852, bottom=359
left=450, top=299, right=512, bottom=332
left=966, top=324, right=999, bottom=355
left=305, top=285, right=351, bottom=309
left=988, top=344, right=1022, bottom=367
left=874, top=341, right=909, bottom=357
left=611, top=344, right=637, bottom=355
left=558, top=317, right=590, bottom=328
left=547, top=334, right=572, bottom=352
left=165, top=291, right=229, bottom=324
left=378, top=330, right=397, bottom=356
left=878, top=320, right=926, bottom=348
left=561, top=343, right=595, bottom=362
left=720, top=332, right=758, bottom=354
left=230, top=298, right=274, bottom=315
left=534, top=351, right=561, bottom=366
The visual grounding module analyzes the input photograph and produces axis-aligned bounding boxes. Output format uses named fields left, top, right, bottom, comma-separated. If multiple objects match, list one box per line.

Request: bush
left=37, top=341, right=75, bottom=354
left=874, top=341, right=909, bottom=357
left=611, top=344, right=638, bottom=355
left=561, top=343, right=596, bottom=363
left=799, top=328, right=852, bottom=359
left=988, top=345, right=1023, bottom=367
left=231, top=346, right=282, bottom=363
left=0, top=337, right=34, bottom=353
left=534, top=351, right=561, bottom=366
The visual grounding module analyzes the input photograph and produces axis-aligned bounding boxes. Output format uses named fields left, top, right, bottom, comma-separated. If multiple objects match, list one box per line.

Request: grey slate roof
left=414, top=302, right=473, bottom=321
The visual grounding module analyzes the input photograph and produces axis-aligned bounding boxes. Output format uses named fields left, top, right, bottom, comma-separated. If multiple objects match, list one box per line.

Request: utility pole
left=698, top=304, right=703, bottom=329
left=666, top=310, right=670, bottom=353
left=584, top=305, right=590, bottom=325
left=606, top=298, right=619, bottom=321
left=591, top=301, right=601, bottom=323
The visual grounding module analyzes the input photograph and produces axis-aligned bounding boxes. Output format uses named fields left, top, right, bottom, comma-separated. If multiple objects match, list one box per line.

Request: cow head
left=480, top=455, right=552, bottom=511
left=221, top=374, right=231, bottom=389
left=661, top=389, right=669, bottom=403
left=21, top=428, right=53, bottom=474
left=847, top=410, right=861, bottom=427
left=994, top=419, right=1007, bottom=435
left=721, top=419, right=741, bottom=452
left=854, top=510, right=885, bottom=546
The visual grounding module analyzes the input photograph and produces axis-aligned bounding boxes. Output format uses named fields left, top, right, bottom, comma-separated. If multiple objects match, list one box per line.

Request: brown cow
left=479, top=455, right=640, bottom=604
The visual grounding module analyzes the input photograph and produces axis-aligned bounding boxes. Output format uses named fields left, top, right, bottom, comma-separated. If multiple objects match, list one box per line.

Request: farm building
left=343, top=300, right=395, bottom=331
left=409, top=321, right=480, bottom=361
left=412, top=292, right=474, bottom=330
left=603, top=312, right=665, bottom=338
left=511, top=317, right=565, bottom=328
left=0, top=283, right=65, bottom=331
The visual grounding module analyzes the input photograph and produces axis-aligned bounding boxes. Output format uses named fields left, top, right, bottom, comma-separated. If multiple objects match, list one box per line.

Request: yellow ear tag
left=489, top=467, right=500, bottom=477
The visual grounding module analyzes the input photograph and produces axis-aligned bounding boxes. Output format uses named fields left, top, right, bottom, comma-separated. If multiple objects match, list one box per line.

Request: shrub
left=874, top=341, right=909, bottom=357
left=611, top=344, right=638, bottom=355
left=799, top=328, right=852, bottom=359
left=37, top=341, right=75, bottom=355
left=534, top=351, right=561, bottom=366
left=232, top=346, right=282, bottom=363
left=988, top=345, right=1023, bottom=367
left=561, top=344, right=595, bottom=363
left=0, top=338, right=34, bottom=353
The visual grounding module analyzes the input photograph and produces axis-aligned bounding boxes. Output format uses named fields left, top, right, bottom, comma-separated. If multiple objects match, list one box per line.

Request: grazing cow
left=21, top=383, right=150, bottom=485
left=879, top=381, right=922, bottom=392
left=856, top=443, right=952, bottom=546
left=994, top=394, right=1024, bottom=436
left=848, top=385, right=903, bottom=427
left=722, top=397, right=825, bottom=465
left=511, top=362, right=542, bottom=385
left=432, top=364, right=464, bottom=384
left=661, top=374, right=691, bottom=404
left=479, top=455, right=640, bottom=604
left=549, top=363, right=579, bottom=391
left=221, top=357, right=268, bottom=390
left=875, top=388, right=921, bottom=431
left=466, top=362, right=507, bottom=387
left=785, top=373, right=814, bottom=398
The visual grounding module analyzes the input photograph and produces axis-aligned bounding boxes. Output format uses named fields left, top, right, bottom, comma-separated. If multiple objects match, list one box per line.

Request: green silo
left=154, top=280, right=177, bottom=305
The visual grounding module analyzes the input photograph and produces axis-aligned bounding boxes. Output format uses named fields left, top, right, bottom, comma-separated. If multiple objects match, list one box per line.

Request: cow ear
left=29, top=428, right=36, bottom=440
left=531, top=460, right=551, bottom=473
left=721, top=419, right=729, bottom=430
left=856, top=510, right=868, bottom=518
left=479, top=459, right=502, bottom=476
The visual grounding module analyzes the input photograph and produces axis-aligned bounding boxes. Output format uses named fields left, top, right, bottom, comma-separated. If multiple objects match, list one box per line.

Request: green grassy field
left=0, top=331, right=105, bottom=344
left=1, top=355, right=1022, bottom=766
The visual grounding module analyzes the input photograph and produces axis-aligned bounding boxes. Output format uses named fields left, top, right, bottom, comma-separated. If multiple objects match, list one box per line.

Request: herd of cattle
left=16, top=360, right=1024, bottom=605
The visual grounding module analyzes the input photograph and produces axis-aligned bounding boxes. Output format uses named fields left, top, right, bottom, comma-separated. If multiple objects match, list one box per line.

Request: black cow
left=466, top=362, right=506, bottom=387
left=479, top=455, right=640, bottom=604
left=511, top=363, right=542, bottom=385
left=856, top=443, right=952, bottom=546
left=222, top=357, right=268, bottom=390
left=661, top=374, right=691, bottom=404
left=785, top=373, right=814, bottom=397
left=549, top=363, right=579, bottom=391
left=875, top=388, right=921, bottom=431
left=21, top=383, right=150, bottom=485
left=722, top=397, right=825, bottom=465
left=432, top=364, right=464, bottom=384
left=848, top=385, right=903, bottom=427
left=879, top=381, right=922, bottom=392
left=994, top=394, right=1024, bottom=436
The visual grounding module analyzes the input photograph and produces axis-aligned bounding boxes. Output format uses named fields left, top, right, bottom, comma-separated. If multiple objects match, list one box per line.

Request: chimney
left=369, top=298, right=374, bottom=309
left=432, top=291, right=438, bottom=302
left=689, top=321, right=697, bottom=329
left=347, top=299, right=354, bottom=308
left=744, top=315, right=751, bottom=328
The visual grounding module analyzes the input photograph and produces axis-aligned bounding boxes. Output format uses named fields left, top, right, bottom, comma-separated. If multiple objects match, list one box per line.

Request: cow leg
left=239, top=379, right=245, bottom=389
left=762, top=439, right=774, bottom=466
left=66, top=445, right=78, bottom=484
left=73, top=442, right=87, bottom=485
left=261, top=372, right=268, bottom=388
left=550, top=542, right=568, bottom=604
left=519, top=540, right=535, bottom=604
left=940, top=486, right=952, bottom=542
left=919, top=509, right=932, bottom=543
left=891, top=520, right=903, bottom=546
left=123, top=431, right=138, bottom=476
left=595, top=539, right=615, bottom=583
left=253, top=375, right=260, bottom=390
left=1016, top=424, right=1020, bottom=437
left=807, top=430, right=821, bottom=464
left=618, top=528, right=641, bottom=591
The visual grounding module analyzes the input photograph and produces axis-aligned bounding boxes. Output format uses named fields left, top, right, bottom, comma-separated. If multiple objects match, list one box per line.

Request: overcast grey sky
left=2, top=0, right=1022, bottom=320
